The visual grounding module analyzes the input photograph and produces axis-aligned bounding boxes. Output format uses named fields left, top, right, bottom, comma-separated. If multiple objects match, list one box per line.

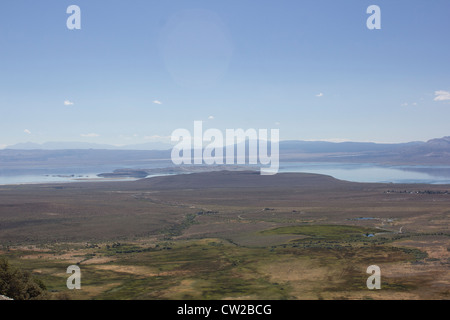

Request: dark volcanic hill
left=131, top=170, right=347, bottom=190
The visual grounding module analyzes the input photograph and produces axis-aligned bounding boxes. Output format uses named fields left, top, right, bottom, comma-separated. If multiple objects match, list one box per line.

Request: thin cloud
left=401, top=102, right=418, bottom=107
left=24, top=129, right=31, bottom=134
left=434, top=90, right=450, bottom=101
left=208, top=115, right=214, bottom=120
left=80, top=133, right=99, bottom=138
left=316, top=93, right=324, bottom=97
left=153, top=100, right=163, bottom=105
left=64, top=100, right=74, bottom=106
left=144, top=135, right=170, bottom=140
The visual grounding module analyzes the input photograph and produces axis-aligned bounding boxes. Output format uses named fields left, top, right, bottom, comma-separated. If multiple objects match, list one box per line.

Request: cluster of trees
left=0, top=257, right=47, bottom=300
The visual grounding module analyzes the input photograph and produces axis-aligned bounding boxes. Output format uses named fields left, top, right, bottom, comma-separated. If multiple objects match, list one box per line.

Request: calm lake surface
left=1, top=162, right=450, bottom=185
left=0, top=162, right=169, bottom=185
left=279, top=162, right=450, bottom=184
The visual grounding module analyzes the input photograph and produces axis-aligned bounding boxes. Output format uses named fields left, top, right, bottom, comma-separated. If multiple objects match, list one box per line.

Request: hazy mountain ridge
left=5, top=141, right=174, bottom=151
left=279, top=140, right=424, bottom=153
left=1, top=137, right=449, bottom=167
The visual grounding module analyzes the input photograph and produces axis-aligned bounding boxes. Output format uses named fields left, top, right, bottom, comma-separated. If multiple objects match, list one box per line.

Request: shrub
left=0, top=257, right=48, bottom=300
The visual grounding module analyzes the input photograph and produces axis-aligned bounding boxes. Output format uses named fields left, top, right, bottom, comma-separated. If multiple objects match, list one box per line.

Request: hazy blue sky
left=1, top=0, right=449, bottom=147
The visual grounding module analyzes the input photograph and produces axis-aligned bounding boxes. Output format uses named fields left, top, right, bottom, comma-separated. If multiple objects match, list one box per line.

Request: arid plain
left=0, top=171, right=448, bottom=299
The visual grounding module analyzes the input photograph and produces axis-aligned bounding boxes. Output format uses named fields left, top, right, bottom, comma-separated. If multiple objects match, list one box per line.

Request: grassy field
left=0, top=171, right=449, bottom=299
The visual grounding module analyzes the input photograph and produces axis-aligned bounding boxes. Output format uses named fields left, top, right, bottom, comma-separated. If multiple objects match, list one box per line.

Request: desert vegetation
left=1, top=171, right=449, bottom=299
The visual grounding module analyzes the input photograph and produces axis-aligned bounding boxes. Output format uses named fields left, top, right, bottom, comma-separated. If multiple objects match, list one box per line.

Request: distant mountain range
left=3, top=138, right=427, bottom=152
left=279, top=137, right=450, bottom=164
left=5, top=141, right=174, bottom=150
left=1, top=137, right=450, bottom=167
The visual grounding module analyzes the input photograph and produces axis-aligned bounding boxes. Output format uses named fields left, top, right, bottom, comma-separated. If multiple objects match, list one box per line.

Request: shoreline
left=2, top=162, right=450, bottom=186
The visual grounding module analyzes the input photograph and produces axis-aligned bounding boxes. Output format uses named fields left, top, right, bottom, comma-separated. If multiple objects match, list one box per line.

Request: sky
left=1, top=0, right=450, bottom=148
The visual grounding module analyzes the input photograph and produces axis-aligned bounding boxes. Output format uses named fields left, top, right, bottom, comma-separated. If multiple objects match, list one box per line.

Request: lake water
left=279, top=162, right=450, bottom=184
left=1, top=162, right=450, bottom=185
left=0, top=162, right=169, bottom=185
